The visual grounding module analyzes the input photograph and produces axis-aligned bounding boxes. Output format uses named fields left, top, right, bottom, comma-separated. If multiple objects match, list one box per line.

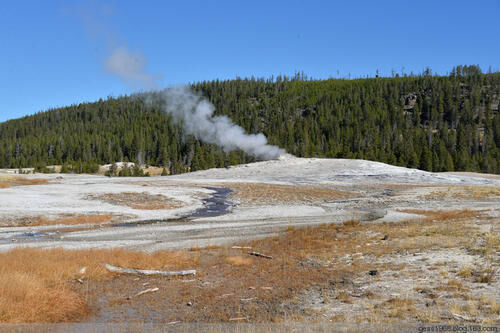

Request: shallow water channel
left=0, top=187, right=234, bottom=243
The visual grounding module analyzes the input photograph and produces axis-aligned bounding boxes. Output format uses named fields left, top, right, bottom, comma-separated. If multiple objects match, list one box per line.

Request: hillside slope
left=1, top=66, right=499, bottom=173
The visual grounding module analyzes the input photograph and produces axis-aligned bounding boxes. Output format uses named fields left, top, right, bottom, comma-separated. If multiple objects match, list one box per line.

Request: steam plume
left=105, top=52, right=285, bottom=160
left=105, top=46, right=160, bottom=91
left=160, top=86, right=285, bottom=160
left=89, top=5, right=285, bottom=160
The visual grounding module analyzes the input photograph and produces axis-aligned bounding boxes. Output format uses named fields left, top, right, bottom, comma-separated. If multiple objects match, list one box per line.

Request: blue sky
left=0, top=0, right=499, bottom=122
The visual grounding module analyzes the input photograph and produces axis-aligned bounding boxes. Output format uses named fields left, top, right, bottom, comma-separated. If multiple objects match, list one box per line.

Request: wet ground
left=0, top=187, right=234, bottom=248
left=188, top=187, right=233, bottom=218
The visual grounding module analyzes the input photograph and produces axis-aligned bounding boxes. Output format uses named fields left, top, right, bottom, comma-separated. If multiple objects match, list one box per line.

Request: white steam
left=104, top=50, right=285, bottom=161
left=105, top=46, right=160, bottom=91
left=160, top=86, right=285, bottom=160
left=92, top=9, right=285, bottom=160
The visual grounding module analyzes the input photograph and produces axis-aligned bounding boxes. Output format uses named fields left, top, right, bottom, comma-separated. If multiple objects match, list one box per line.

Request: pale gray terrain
left=0, top=155, right=499, bottom=252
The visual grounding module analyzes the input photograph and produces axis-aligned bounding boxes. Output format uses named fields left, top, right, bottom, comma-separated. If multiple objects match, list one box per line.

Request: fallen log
left=451, top=313, right=475, bottom=322
left=248, top=251, right=273, bottom=259
left=240, top=297, right=257, bottom=302
left=135, top=287, right=159, bottom=297
left=103, top=263, right=196, bottom=276
left=232, top=246, right=252, bottom=249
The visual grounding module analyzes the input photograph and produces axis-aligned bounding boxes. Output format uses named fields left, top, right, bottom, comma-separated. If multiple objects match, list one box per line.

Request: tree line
left=1, top=65, right=499, bottom=174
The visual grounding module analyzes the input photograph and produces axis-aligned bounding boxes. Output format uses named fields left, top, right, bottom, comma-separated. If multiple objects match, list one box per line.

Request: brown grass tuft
left=382, top=298, right=416, bottom=318
left=31, top=214, right=113, bottom=226
left=398, top=209, right=478, bottom=222
left=226, top=256, right=254, bottom=266
left=87, top=192, right=184, bottom=210
left=0, top=176, right=48, bottom=188
left=426, top=186, right=500, bottom=200
left=343, top=220, right=360, bottom=227
left=227, top=182, right=355, bottom=205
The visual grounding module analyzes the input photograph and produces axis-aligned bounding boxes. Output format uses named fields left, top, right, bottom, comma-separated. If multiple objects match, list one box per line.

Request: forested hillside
left=1, top=65, right=499, bottom=174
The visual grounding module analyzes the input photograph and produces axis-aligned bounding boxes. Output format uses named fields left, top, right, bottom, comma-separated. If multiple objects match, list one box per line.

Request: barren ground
left=0, top=156, right=498, bottom=330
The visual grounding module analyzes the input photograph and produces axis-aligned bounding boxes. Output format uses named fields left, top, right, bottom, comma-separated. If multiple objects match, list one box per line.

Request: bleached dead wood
left=451, top=313, right=474, bottom=322
left=135, top=287, right=159, bottom=297
left=232, top=246, right=252, bottom=249
left=240, top=297, right=257, bottom=302
left=248, top=251, right=272, bottom=259
left=103, top=263, right=196, bottom=276
left=229, top=317, right=247, bottom=321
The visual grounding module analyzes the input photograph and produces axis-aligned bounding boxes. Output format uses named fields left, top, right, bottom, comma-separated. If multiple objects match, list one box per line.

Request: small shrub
left=474, top=268, right=495, bottom=283
left=343, top=220, right=360, bottom=227
left=458, top=266, right=472, bottom=278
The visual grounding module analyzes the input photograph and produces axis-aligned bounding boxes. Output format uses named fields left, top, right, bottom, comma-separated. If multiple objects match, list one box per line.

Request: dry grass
left=387, top=210, right=481, bottom=252
left=129, top=203, right=177, bottom=210
left=336, top=291, right=353, bottom=304
left=0, top=176, right=48, bottom=188
left=226, top=256, right=254, bottom=266
left=487, top=232, right=500, bottom=251
left=30, top=214, right=113, bottom=226
left=0, top=207, right=497, bottom=324
left=87, top=192, right=184, bottom=210
left=343, top=220, right=360, bottom=227
left=0, top=248, right=196, bottom=323
left=435, top=279, right=469, bottom=292
left=227, top=182, right=355, bottom=205
left=397, top=209, right=478, bottom=222
left=458, top=266, right=472, bottom=278
left=0, top=221, right=371, bottom=323
left=473, top=267, right=496, bottom=283
left=425, top=186, right=500, bottom=200
left=382, top=298, right=416, bottom=319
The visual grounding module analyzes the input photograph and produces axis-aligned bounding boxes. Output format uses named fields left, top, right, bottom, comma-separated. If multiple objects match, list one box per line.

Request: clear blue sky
left=1, top=0, right=499, bottom=122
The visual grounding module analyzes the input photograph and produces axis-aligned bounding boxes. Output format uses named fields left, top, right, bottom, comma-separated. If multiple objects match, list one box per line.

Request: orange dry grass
left=381, top=298, right=416, bottom=319
left=225, top=256, right=254, bottom=266
left=0, top=271, right=87, bottom=323
left=30, top=214, right=113, bottom=226
left=10, top=178, right=49, bottom=186
left=0, top=208, right=490, bottom=323
left=0, top=247, right=197, bottom=323
left=425, top=186, right=500, bottom=200
left=0, top=176, right=48, bottom=188
left=398, top=209, right=478, bottom=222
left=89, top=192, right=183, bottom=210
left=130, top=203, right=180, bottom=210
left=228, top=182, right=355, bottom=205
